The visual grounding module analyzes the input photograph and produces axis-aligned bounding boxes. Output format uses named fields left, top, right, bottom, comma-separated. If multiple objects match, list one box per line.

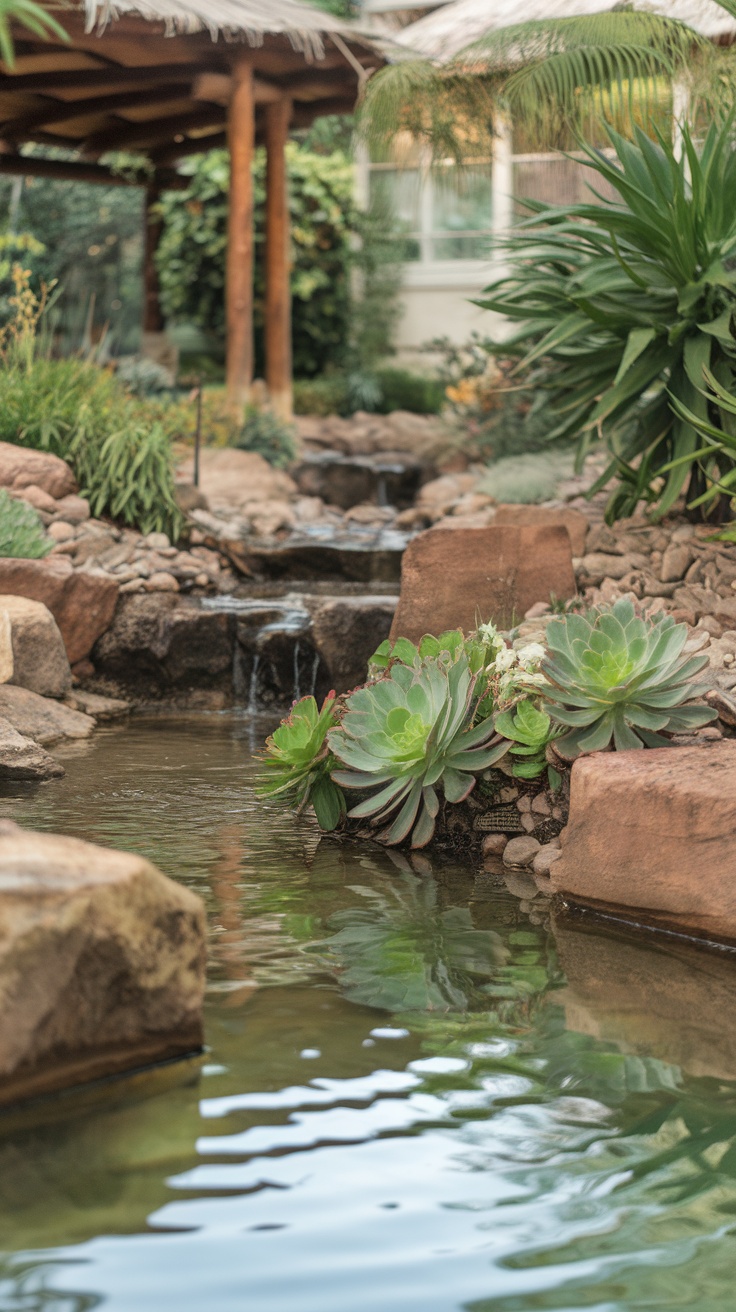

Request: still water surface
left=1, top=717, right=736, bottom=1310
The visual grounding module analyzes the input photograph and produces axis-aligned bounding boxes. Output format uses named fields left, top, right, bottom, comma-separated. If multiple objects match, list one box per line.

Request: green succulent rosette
left=540, top=597, right=717, bottom=757
left=328, top=653, right=509, bottom=848
left=258, top=693, right=345, bottom=831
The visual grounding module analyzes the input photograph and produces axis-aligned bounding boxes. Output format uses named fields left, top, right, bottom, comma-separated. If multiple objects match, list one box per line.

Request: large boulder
left=0, top=821, right=206, bottom=1107
left=0, top=595, right=72, bottom=698
left=0, top=718, right=64, bottom=781
left=551, top=742, right=736, bottom=943
left=92, top=594, right=235, bottom=696
left=390, top=524, right=577, bottom=642
left=308, top=595, right=397, bottom=693
left=0, top=608, right=12, bottom=685
left=0, top=557, right=118, bottom=665
left=0, top=685, right=94, bottom=746
left=0, top=441, right=77, bottom=501
left=493, top=504, right=590, bottom=558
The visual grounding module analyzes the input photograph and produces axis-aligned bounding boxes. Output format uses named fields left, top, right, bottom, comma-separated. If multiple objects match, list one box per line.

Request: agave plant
left=258, top=693, right=345, bottom=832
left=328, top=654, right=509, bottom=848
left=540, top=598, right=716, bottom=757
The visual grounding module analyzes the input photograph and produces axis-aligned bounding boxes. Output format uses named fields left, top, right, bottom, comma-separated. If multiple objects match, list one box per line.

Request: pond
left=1, top=716, right=736, bottom=1311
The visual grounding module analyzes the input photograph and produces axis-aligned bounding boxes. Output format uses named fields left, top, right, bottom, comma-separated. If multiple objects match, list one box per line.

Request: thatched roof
left=399, top=0, right=736, bottom=60
left=0, top=0, right=386, bottom=170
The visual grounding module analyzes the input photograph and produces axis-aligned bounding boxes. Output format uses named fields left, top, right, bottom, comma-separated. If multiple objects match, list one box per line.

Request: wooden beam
left=143, top=179, right=165, bottom=333
left=0, top=83, right=194, bottom=140
left=84, top=103, right=226, bottom=154
left=264, top=95, right=292, bottom=421
left=0, top=151, right=186, bottom=189
left=226, top=52, right=255, bottom=410
left=0, top=62, right=220, bottom=94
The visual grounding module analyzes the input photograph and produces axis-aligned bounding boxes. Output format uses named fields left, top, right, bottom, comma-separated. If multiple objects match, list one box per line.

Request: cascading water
left=202, top=596, right=325, bottom=713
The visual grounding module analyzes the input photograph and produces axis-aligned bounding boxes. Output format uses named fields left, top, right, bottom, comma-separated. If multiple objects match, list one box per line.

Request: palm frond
left=0, top=0, right=69, bottom=67
left=358, top=59, right=498, bottom=162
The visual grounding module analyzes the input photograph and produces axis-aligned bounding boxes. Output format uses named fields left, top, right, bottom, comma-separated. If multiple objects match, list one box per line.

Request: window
left=368, top=159, right=493, bottom=264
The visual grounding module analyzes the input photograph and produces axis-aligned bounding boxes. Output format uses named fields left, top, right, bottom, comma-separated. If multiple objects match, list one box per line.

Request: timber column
left=226, top=51, right=255, bottom=410
left=264, top=95, right=293, bottom=421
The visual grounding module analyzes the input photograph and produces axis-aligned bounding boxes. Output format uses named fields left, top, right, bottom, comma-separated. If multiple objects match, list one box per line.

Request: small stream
left=1, top=716, right=736, bottom=1310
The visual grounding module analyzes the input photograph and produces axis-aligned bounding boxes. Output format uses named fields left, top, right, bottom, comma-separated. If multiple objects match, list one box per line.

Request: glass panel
left=431, top=234, right=491, bottom=260
left=431, top=166, right=492, bottom=238
left=369, top=168, right=422, bottom=261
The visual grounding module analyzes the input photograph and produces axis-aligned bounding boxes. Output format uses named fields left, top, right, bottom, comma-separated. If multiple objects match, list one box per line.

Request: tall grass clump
left=0, top=269, right=184, bottom=538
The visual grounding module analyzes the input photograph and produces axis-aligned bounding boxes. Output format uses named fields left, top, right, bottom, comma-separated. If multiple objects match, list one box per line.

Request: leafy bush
left=329, top=652, right=509, bottom=848
left=116, top=357, right=174, bottom=397
left=293, top=374, right=349, bottom=417
left=0, top=276, right=183, bottom=539
left=541, top=597, right=716, bottom=757
left=0, top=489, right=51, bottom=558
left=478, top=451, right=575, bottom=504
left=258, top=693, right=345, bottom=831
left=233, top=406, right=297, bottom=469
left=479, top=118, right=736, bottom=522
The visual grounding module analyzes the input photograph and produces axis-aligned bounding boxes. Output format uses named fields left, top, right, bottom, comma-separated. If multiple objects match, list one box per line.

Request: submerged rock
left=0, top=718, right=64, bottom=781
left=0, top=685, right=94, bottom=746
left=0, top=821, right=206, bottom=1107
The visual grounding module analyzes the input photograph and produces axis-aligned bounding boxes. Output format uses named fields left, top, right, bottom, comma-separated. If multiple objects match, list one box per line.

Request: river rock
left=0, top=595, right=72, bottom=698
left=390, top=525, right=577, bottom=642
left=0, top=442, right=77, bottom=501
left=0, top=557, right=118, bottom=665
left=0, top=609, right=12, bottom=684
left=493, top=505, right=589, bottom=557
left=0, top=685, right=94, bottom=746
left=64, top=689, right=130, bottom=721
left=503, top=836, right=541, bottom=868
left=551, top=743, right=736, bottom=943
left=92, top=594, right=235, bottom=696
left=0, top=718, right=64, bottom=780
left=308, top=595, right=397, bottom=693
left=0, top=821, right=206, bottom=1107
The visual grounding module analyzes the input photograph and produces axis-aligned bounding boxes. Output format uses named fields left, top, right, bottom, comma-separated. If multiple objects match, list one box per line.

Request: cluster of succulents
left=0, top=489, right=52, bottom=560
left=258, top=598, right=716, bottom=848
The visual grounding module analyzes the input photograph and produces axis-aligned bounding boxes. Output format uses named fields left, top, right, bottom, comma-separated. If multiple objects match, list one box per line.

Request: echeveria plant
left=329, top=653, right=509, bottom=848
left=494, top=698, right=561, bottom=789
left=258, top=693, right=345, bottom=831
left=540, top=597, right=716, bottom=756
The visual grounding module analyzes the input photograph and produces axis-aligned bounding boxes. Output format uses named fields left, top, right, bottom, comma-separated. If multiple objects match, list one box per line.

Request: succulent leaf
left=541, top=598, right=717, bottom=756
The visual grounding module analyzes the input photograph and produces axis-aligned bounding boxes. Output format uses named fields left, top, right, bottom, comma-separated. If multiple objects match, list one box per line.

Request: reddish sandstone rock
left=551, top=743, right=736, bottom=943
left=0, top=442, right=77, bottom=500
left=0, top=557, right=118, bottom=665
left=390, top=525, right=576, bottom=642
left=0, top=822, right=206, bottom=1107
left=493, top=504, right=590, bottom=557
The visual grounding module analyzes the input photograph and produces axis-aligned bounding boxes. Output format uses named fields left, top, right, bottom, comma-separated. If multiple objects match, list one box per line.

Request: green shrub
left=0, top=489, right=51, bottom=558
left=233, top=406, right=297, bottom=469
left=373, top=367, right=445, bottom=415
left=541, top=597, right=716, bottom=756
left=293, top=374, right=350, bottom=417
left=0, top=355, right=183, bottom=539
left=479, top=118, right=736, bottom=522
left=478, top=451, right=575, bottom=503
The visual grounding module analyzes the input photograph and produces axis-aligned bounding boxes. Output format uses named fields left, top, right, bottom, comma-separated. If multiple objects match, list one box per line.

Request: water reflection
left=1, top=719, right=736, bottom=1309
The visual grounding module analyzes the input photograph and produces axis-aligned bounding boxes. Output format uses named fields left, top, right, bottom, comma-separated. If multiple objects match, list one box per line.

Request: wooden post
left=226, top=52, right=255, bottom=411
left=143, top=180, right=165, bottom=334
left=265, top=95, right=292, bottom=421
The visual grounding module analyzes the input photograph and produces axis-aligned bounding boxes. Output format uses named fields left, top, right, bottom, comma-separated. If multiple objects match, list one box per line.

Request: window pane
left=432, top=234, right=491, bottom=260
left=431, top=166, right=492, bottom=236
left=369, top=168, right=422, bottom=261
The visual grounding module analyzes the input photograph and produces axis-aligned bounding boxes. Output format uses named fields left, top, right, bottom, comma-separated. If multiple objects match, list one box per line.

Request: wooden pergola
left=0, top=0, right=386, bottom=415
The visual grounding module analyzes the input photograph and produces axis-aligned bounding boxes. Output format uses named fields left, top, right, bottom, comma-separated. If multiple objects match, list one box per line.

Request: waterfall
left=247, top=652, right=261, bottom=716
left=293, top=639, right=302, bottom=703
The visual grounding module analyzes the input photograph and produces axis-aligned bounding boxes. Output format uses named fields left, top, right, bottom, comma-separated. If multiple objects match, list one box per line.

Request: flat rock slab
left=390, top=524, right=577, bottom=642
left=0, top=822, right=206, bottom=1107
left=307, top=595, right=397, bottom=692
left=0, top=595, right=71, bottom=699
left=0, top=558, right=118, bottom=666
left=0, top=685, right=94, bottom=746
left=493, top=504, right=589, bottom=558
left=0, top=717, right=64, bottom=780
left=551, top=742, right=736, bottom=944
left=0, top=441, right=77, bottom=501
